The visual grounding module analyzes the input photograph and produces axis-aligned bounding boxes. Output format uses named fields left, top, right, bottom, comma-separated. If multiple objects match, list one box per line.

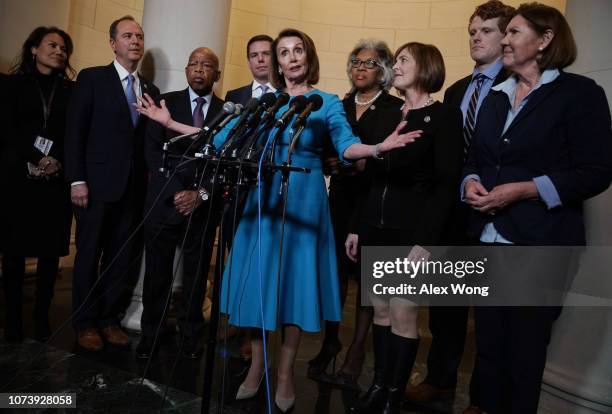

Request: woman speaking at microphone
left=136, top=28, right=421, bottom=412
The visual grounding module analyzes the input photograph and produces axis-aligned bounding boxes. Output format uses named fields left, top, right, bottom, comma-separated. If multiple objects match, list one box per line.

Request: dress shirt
left=461, top=69, right=562, bottom=244
left=113, top=59, right=141, bottom=99
left=459, top=58, right=504, bottom=123
left=189, top=87, right=213, bottom=122
left=251, top=80, right=276, bottom=98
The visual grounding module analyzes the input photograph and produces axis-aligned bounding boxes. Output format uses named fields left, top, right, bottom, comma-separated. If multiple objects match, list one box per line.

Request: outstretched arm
left=343, top=120, right=422, bottom=160
left=136, top=93, right=200, bottom=135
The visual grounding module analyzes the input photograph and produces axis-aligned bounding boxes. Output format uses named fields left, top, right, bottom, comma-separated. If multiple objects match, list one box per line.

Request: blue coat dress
left=214, top=90, right=360, bottom=332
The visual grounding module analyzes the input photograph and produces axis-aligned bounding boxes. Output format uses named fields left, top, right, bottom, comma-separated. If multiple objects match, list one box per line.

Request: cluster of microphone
left=159, top=92, right=324, bottom=199
left=169, top=93, right=322, bottom=158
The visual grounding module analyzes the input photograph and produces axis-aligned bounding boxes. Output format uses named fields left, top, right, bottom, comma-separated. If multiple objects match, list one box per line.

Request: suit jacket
left=443, top=70, right=509, bottom=111
left=224, top=83, right=252, bottom=106
left=361, top=101, right=464, bottom=245
left=65, top=63, right=160, bottom=202
left=144, top=88, right=224, bottom=224
left=463, top=71, right=612, bottom=245
left=442, top=69, right=508, bottom=244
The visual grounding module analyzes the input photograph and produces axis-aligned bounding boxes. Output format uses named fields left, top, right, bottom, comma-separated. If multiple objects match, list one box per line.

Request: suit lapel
left=175, top=88, right=194, bottom=126
left=491, top=90, right=511, bottom=128
left=456, top=76, right=471, bottom=106
left=242, top=83, right=253, bottom=104
left=205, top=94, right=224, bottom=124
left=106, top=63, right=133, bottom=128
left=504, top=74, right=562, bottom=136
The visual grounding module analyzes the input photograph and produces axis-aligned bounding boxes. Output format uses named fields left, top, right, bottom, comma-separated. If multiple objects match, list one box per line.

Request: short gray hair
left=346, top=39, right=394, bottom=91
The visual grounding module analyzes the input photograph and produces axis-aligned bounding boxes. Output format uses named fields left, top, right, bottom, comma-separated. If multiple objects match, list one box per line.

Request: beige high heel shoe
left=235, top=373, right=264, bottom=400
left=274, top=392, right=295, bottom=413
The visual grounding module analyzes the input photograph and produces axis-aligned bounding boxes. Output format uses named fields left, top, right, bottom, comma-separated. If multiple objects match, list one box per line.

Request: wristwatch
left=198, top=187, right=209, bottom=201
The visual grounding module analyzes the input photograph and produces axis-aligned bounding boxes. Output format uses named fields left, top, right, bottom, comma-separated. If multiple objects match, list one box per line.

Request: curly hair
left=346, top=39, right=395, bottom=91
left=470, top=0, right=516, bottom=32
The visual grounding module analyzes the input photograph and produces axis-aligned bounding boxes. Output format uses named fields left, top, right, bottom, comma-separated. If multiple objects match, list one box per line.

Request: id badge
left=34, top=136, right=53, bottom=155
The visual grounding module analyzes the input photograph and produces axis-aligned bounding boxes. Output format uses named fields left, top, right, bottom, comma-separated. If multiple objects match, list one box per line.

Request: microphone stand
left=196, top=135, right=310, bottom=414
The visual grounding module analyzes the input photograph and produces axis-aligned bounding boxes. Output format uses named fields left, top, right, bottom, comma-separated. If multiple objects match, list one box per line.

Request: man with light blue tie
left=405, top=2, right=515, bottom=412
left=65, top=15, right=160, bottom=351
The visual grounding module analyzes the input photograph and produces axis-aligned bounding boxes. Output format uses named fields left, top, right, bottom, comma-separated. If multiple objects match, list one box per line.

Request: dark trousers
left=2, top=255, right=59, bottom=337
left=474, top=306, right=561, bottom=414
left=141, top=207, right=217, bottom=339
left=425, top=305, right=469, bottom=389
left=72, top=194, right=137, bottom=331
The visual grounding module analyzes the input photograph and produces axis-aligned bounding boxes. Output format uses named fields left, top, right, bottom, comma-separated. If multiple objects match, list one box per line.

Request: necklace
left=400, top=96, right=435, bottom=111
left=355, top=90, right=383, bottom=106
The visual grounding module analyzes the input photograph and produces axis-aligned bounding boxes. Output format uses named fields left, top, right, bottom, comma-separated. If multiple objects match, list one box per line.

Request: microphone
left=215, top=103, right=242, bottom=133
left=225, top=97, right=259, bottom=140
left=263, top=92, right=290, bottom=121
left=198, top=101, right=236, bottom=144
left=274, top=95, right=307, bottom=128
left=246, top=93, right=277, bottom=130
left=291, top=94, right=323, bottom=129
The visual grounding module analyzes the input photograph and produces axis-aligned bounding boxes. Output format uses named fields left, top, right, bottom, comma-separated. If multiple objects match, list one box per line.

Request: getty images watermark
left=371, top=255, right=489, bottom=297
left=361, top=245, right=612, bottom=307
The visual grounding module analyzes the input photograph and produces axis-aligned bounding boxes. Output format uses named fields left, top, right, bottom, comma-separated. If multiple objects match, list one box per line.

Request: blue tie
left=126, top=74, right=138, bottom=126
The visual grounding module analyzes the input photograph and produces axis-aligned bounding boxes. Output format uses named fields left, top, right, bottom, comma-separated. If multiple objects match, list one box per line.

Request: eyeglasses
left=350, top=58, right=379, bottom=69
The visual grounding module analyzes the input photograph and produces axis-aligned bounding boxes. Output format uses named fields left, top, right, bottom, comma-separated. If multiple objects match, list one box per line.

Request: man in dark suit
left=224, top=34, right=274, bottom=105
left=405, top=2, right=514, bottom=412
left=65, top=15, right=160, bottom=351
left=135, top=47, right=224, bottom=359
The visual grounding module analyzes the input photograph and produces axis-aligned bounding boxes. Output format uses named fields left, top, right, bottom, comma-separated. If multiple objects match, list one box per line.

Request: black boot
left=349, top=324, right=390, bottom=414
left=381, top=334, right=419, bottom=414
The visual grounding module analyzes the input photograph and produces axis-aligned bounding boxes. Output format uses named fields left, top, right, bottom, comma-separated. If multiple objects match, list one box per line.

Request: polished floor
left=0, top=260, right=476, bottom=413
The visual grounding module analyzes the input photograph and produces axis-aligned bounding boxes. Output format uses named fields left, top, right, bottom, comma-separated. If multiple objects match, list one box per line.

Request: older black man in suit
left=135, top=47, right=225, bottom=359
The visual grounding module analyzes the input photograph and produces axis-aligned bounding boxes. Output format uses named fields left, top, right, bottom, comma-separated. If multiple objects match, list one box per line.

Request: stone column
left=539, top=1, right=612, bottom=412
left=140, top=0, right=231, bottom=93
left=121, top=0, right=230, bottom=331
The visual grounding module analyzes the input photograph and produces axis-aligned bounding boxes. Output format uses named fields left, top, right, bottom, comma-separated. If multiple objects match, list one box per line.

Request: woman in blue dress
left=136, top=28, right=421, bottom=412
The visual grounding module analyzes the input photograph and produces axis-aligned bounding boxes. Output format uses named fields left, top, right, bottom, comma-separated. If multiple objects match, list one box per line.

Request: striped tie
left=463, top=74, right=485, bottom=156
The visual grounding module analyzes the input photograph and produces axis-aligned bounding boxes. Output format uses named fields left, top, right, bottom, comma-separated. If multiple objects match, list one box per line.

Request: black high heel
left=307, top=340, right=342, bottom=379
left=322, top=347, right=365, bottom=391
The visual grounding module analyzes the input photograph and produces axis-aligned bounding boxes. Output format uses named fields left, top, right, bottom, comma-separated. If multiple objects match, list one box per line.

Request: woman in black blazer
left=462, top=4, right=612, bottom=413
left=349, top=42, right=463, bottom=414
left=1, top=27, right=75, bottom=342
left=307, top=39, right=404, bottom=388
